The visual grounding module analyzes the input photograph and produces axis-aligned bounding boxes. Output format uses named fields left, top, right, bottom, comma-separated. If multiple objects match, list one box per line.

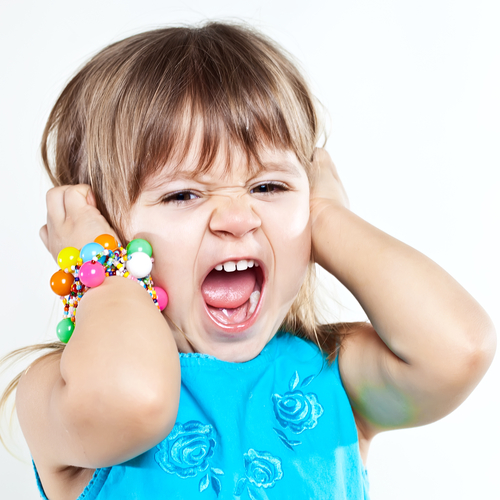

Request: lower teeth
left=248, top=291, right=260, bottom=315
left=214, top=291, right=261, bottom=323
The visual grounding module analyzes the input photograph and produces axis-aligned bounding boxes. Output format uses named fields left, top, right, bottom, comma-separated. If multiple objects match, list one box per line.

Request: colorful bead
left=80, top=242, right=105, bottom=264
left=57, top=247, right=80, bottom=271
left=56, top=318, right=75, bottom=343
left=94, top=234, right=118, bottom=251
left=126, top=238, right=153, bottom=257
left=125, top=251, right=153, bottom=278
left=79, top=261, right=106, bottom=287
left=154, top=286, right=168, bottom=311
left=50, top=270, right=75, bottom=296
left=53, top=235, right=162, bottom=341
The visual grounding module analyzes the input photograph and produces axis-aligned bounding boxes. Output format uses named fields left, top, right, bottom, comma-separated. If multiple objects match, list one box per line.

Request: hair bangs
left=126, top=24, right=317, bottom=192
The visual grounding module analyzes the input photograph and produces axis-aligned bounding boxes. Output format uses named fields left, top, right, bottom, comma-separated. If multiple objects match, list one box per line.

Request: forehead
left=143, top=139, right=305, bottom=189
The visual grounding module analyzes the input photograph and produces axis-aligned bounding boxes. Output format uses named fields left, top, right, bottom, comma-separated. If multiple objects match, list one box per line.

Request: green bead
left=127, top=238, right=153, bottom=257
left=57, top=318, right=75, bottom=343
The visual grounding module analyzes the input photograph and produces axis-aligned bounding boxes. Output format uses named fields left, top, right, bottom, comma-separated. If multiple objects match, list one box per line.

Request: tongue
left=202, top=268, right=257, bottom=309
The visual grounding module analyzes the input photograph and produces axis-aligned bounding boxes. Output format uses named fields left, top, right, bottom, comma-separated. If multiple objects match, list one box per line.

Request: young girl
left=5, top=22, right=495, bottom=499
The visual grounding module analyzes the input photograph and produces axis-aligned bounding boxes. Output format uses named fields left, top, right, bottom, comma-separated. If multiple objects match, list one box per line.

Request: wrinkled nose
left=209, top=197, right=261, bottom=238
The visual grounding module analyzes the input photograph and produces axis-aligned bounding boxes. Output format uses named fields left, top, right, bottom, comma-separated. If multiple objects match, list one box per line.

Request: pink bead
left=79, top=261, right=105, bottom=287
left=154, top=286, right=168, bottom=311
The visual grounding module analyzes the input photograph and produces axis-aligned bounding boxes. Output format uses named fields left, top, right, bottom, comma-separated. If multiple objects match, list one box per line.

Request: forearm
left=313, top=203, right=496, bottom=373
left=58, top=277, right=180, bottom=462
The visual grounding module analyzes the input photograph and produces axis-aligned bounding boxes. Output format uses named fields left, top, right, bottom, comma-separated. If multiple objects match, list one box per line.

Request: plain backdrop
left=1, top=1, right=499, bottom=498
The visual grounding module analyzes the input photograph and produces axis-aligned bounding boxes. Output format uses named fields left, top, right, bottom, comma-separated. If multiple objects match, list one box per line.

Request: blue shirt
left=34, top=332, right=370, bottom=499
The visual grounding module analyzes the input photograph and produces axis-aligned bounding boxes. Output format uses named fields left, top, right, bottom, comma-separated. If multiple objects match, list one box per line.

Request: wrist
left=50, top=235, right=168, bottom=343
left=311, top=202, right=351, bottom=268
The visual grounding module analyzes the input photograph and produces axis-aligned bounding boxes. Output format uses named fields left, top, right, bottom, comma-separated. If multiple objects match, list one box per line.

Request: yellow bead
left=57, top=247, right=80, bottom=271
left=124, top=272, right=129, bottom=277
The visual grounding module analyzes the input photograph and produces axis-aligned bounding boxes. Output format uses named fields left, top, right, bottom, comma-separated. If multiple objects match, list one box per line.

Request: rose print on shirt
left=234, top=449, right=283, bottom=500
left=272, top=371, right=323, bottom=450
left=155, top=420, right=224, bottom=496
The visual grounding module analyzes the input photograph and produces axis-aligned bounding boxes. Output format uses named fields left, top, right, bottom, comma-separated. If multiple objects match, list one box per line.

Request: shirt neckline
left=178, top=331, right=284, bottom=370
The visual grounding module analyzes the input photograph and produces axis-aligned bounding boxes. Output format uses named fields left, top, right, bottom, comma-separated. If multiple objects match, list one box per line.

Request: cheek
left=269, top=199, right=311, bottom=292
left=127, top=211, right=207, bottom=293
left=273, top=194, right=311, bottom=252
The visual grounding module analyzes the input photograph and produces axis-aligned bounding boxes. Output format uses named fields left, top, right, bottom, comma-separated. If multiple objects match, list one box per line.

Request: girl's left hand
left=309, top=149, right=350, bottom=264
left=309, top=148, right=349, bottom=222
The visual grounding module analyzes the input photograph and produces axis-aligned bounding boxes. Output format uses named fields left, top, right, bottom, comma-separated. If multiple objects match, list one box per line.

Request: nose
left=209, top=195, right=261, bottom=238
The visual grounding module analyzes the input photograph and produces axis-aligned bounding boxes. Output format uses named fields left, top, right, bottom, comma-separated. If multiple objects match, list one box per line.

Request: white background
left=0, top=1, right=499, bottom=498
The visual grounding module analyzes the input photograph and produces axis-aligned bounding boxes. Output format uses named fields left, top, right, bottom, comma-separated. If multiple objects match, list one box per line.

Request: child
left=5, top=21, right=495, bottom=499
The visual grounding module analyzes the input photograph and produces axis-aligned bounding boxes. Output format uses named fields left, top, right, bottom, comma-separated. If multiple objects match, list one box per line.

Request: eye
left=250, top=182, right=289, bottom=195
left=160, top=190, right=200, bottom=204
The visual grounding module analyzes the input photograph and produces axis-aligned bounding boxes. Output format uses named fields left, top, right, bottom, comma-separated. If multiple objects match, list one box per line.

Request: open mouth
left=201, top=259, right=264, bottom=329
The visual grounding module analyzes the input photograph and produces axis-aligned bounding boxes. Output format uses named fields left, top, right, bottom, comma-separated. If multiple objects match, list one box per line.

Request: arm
left=310, top=150, right=496, bottom=437
left=16, top=185, right=180, bottom=470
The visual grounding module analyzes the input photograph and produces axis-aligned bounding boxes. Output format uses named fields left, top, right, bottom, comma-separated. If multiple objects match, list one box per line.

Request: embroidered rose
left=272, top=389, right=323, bottom=434
left=155, top=420, right=216, bottom=478
left=244, top=449, right=283, bottom=489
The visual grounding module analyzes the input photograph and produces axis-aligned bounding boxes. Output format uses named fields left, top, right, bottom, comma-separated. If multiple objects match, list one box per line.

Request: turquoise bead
left=80, top=242, right=105, bottom=263
left=57, top=318, right=75, bottom=343
left=127, top=238, right=153, bottom=257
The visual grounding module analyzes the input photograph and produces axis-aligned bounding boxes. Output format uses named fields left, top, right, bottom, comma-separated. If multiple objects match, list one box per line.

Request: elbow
left=446, top=315, right=496, bottom=393
left=138, top=376, right=181, bottom=438
left=467, top=318, right=496, bottom=380
left=61, top=378, right=181, bottom=468
left=65, top=365, right=181, bottom=444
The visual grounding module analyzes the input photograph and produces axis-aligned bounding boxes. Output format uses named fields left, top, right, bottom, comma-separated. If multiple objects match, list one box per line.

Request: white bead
left=125, top=251, right=153, bottom=279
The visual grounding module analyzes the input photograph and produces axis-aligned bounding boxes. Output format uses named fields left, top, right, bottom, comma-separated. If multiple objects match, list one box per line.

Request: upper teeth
left=215, top=259, right=258, bottom=272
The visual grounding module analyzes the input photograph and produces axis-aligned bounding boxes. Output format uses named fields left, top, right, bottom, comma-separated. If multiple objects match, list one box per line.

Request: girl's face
left=126, top=144, right=311, bottom=362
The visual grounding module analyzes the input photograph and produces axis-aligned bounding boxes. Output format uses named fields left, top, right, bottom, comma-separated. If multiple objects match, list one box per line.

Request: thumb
left=39, top=224, right=49, bottom=250
left=63, top=184, right=95, bottom=215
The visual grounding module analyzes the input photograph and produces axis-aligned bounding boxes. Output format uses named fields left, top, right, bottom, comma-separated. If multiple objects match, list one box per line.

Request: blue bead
left=80, top=242, right=106, bottom=263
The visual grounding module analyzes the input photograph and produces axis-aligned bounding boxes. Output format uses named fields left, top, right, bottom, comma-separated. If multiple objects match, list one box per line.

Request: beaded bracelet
left=49, top=234, right=168, bottom=343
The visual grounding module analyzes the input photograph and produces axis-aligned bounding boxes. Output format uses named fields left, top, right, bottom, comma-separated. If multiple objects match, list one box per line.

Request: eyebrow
left=248, top=160, right=302, bottom=179
left=145, top=159, right=302, bottom=191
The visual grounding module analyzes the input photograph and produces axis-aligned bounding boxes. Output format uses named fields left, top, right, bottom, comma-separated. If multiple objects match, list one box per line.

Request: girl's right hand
left=40, top=184, right=117, bottom=261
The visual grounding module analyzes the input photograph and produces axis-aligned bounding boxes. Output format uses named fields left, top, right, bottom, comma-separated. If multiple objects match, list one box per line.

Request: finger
left=39, top=225, right=49, bottom=250
left=63, top=184, right=94, bottom=216
left=315, top=148, right=338, bottom=176
left=46, top=186, right=71, bottom=224
left=86, top=188, right=97, bottom=208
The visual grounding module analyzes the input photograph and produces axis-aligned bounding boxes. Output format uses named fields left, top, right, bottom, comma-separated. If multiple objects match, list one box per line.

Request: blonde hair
left=1, top=21, right=360, bottom=451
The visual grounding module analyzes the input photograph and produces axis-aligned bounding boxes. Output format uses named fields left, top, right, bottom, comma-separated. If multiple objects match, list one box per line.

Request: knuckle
left=65, top=184, right=80, bottom=196
left=46, top=185, right=65, bottom=201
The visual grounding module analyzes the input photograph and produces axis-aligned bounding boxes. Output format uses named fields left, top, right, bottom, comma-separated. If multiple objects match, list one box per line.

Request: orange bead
left=50, top=270, right=75, bottom=296
left=94, top=234, right=118, bottom=251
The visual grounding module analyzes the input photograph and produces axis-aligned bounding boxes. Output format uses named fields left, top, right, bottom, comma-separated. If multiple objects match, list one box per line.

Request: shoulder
left=17, top=350, right=98, bottom=500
